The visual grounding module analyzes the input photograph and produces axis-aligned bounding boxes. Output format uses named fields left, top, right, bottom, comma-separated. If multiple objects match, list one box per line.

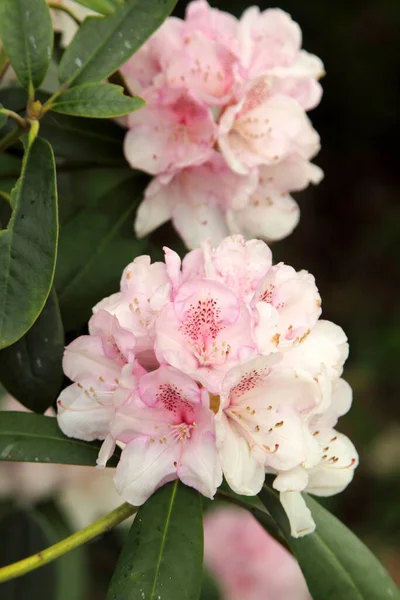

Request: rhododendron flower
left=111, top=366, right=222, bottom=505
left=57, top=235, right=357, bottom=537
left=204, top=506, right=311, bottom=599
left=120, top=1, right=324, bottom=249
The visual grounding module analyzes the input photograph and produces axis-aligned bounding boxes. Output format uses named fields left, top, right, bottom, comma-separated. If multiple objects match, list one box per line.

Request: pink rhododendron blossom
left=120, top=1, right=324, bottom=248
left=204, top=506, right=311, bottom=600
left=57, top=235, right=357, bottom=537
left=112, top=365, right=222, bottom=505
left=124, top=88, right=216, bottom=175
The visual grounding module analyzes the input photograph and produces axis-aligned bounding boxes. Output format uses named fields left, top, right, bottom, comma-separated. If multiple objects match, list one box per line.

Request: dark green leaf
left=0, top=0, right=53, bottom=90
left=0, top=155, right=21, bottom=204
left=0, top=136, right=58, bottom=350
left=108, top=481, right=203, bottom=600
left=40, top=110, right=126, bottom=163
left=55, top=174, right=148, bottom=331
left=59, top=0, right=178, bottom=86
left=73, top=0, right=124, bottom=15
left=51, top=83, right=144, bottom=118
left=0, top=288, right=64, bottom=414
left=259, top=483, right=400, bottom=600
left=37, top=502, right=88, bottom=600
left=0, top=105, right=7, bottom=130
left=0, top=412, right=118, bottom=467
left=0, top=509, right=57, bottom=600
left=200, top=569, right=221, bottom=600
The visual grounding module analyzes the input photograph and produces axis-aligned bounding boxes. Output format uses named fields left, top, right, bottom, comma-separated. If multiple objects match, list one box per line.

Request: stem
left=0, top=502, right=137, bottom=584
left=0, top=126, right=25, bottom=153
left=0, top=108, right=27, bottom=128
left=48, top=1, right=81, bottom=23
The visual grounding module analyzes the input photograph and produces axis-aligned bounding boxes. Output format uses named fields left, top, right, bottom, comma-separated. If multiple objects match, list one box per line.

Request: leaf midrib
left=149, top=480, right=178, bottom=600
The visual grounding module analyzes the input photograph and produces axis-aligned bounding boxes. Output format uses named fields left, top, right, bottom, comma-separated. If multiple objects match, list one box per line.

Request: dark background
left=176, top=0, right=400, bottom=582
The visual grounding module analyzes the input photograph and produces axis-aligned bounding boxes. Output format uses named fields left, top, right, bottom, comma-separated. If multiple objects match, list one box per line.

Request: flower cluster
left=57, top=235, right=357, bottom=537
left=121, top=0, right=324, bottom=249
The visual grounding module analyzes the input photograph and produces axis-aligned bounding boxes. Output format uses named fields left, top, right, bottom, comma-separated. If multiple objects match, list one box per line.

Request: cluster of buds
left=57, top=235, right=357, bottom=537
left=121, top=0, right=324, bottom=249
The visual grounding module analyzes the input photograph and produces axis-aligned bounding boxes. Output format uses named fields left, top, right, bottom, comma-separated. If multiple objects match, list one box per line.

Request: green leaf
left=0, top=288, right=64, bottom=414
left=0, top=509, right=57, bottom=600
left=108, top=480, right=203, bottom=600
left=51, top=83, right=144, bottom=118
left=0, top=412, right=119, bottom=467
left=73, top=0, right=124, bottom=15
left=0, top=88, right=127, bottom=164
left=0, top=0, right=53, bottom=90
left=59, top=0, right=178, bottom=86
left=55, top=175, right=148, bottom=331
left=259, top=483, right=400, bottom=600
left=0, top=136, right=58, bottom=350
left=40, top=110, right=126, bottom=163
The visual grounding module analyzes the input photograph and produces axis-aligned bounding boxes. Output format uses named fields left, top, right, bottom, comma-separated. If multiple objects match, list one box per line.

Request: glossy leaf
left=0, top=509, right=57, bottom=600
left=73, top=0, right=124, bottom=15
left=259, top=483, right=400, bottom=600
left=55, top=175, right=149, bottom=331
left=59, top=0, right=177, bottom=86
left=108, top=480, right=203, bottom=600
left=0, top=0, right=53, bottom=90
left=0, top=412, right=118, bottom=467
left=0, top=288, right=64, bottom=413
left=0, top=136, right=58, bottom=350
left=51, top=83, right=144, bottom=118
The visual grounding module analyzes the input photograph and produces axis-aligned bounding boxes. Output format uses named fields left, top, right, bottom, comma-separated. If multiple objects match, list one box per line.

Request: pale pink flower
left=252, top=263, right=322, bottom=354
left=124, top=87, right=215, bottom=175
left=111, top=365, right=222, bottom=505
left=155, top=278, right=255, bottom=393
left=121, top=18, right=184, bottom=95
left=135, top=154, right=257, bottom=249
left=184, top=0, right=240, bottom=54
left=273, top=378, right=358, bottom=537
left=57, top=310, right=138, bottom=442
left=119, top=1, right=324, bottom=248
left=204, top=506, right=311, bottom=600
left=226, top=159, right=323, bottom=242
left=238, top=7, right=324, bottom=109
left=215, top=355, right=323, bottom=496
left=201, top=235, right=272, bottom=304
left=92, top=255, right=172, bottom=363
left=218, top=79, right=320, bottom=175
left=280, top=320, right=349, bottom=379
left=56, top=235, right=356, bottom=534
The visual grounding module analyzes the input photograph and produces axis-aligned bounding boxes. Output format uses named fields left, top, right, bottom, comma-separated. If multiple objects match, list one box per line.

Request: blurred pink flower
left=204, top=506, right=311, bottom=600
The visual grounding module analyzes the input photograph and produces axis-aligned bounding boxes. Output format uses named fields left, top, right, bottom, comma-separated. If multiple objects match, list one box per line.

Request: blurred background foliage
left=0, top=0, right=399, bottom=598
